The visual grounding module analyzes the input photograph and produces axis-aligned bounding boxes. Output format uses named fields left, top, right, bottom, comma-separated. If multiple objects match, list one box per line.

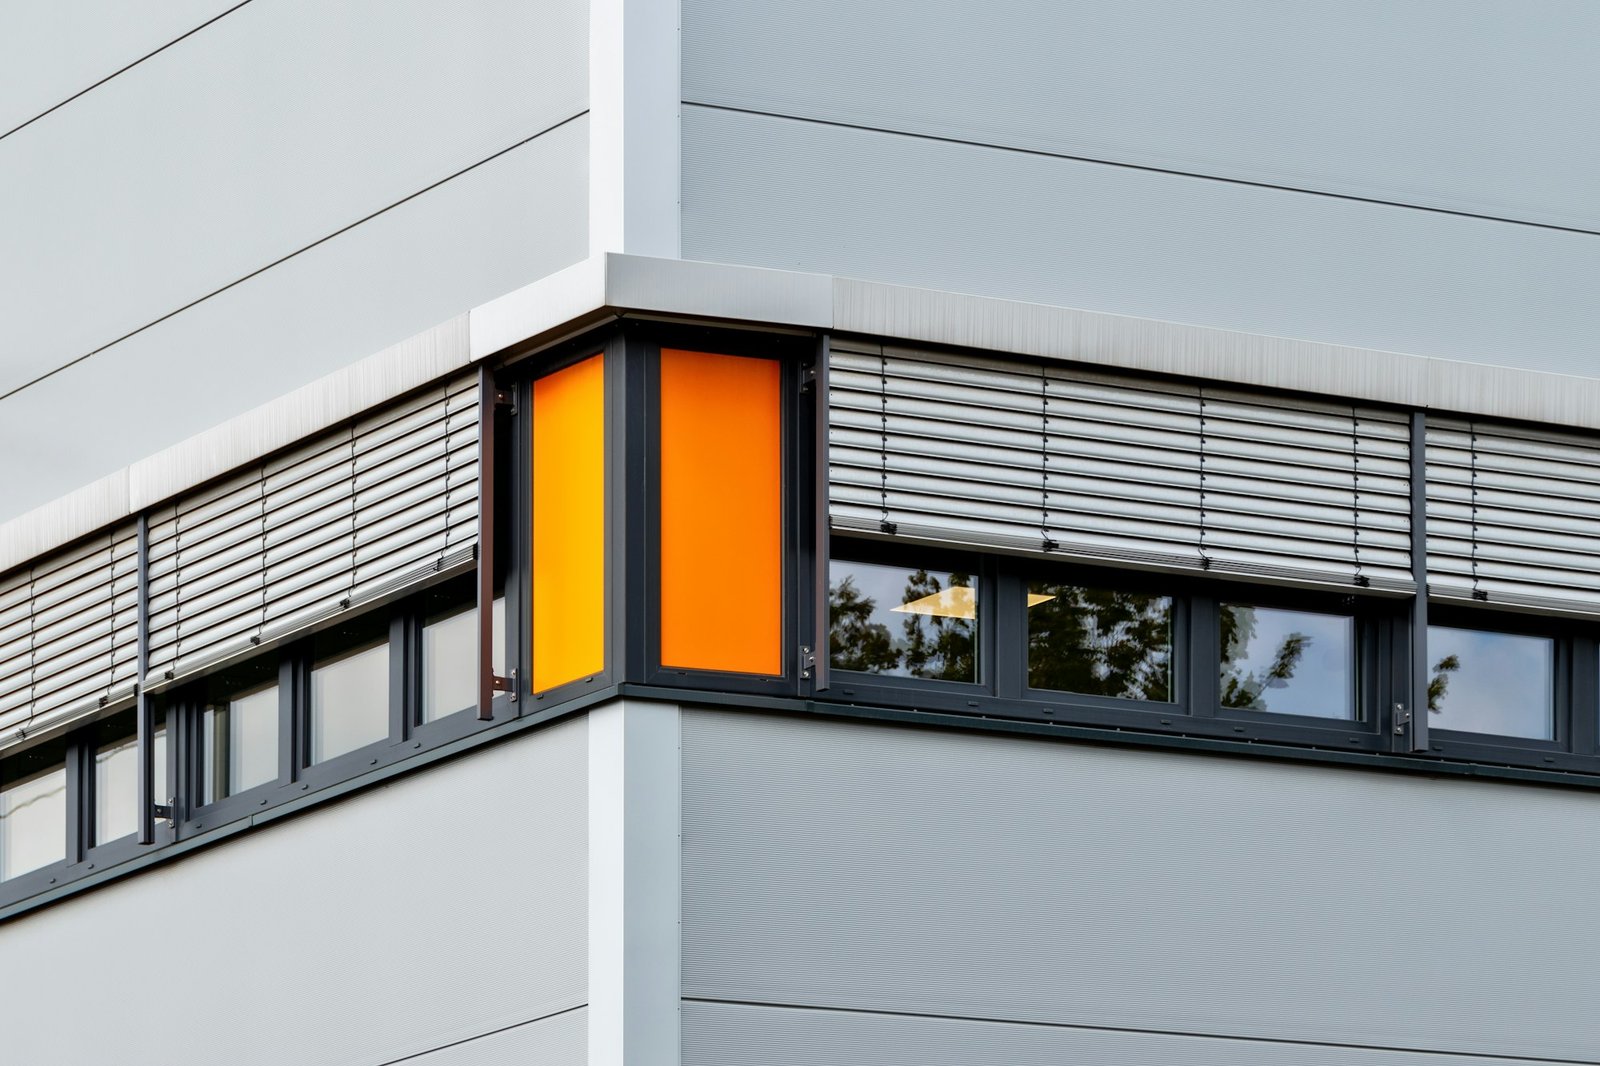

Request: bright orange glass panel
left=659, top=349, right=782, bottom=675
left=532, top=353, right=606, bottom=691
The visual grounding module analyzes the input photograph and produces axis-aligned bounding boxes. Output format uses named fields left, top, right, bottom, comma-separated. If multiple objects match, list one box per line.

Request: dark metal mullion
left=1187, top=596, right=1220, bottom=718
left=279, top=655, right=300, bottom=783
left=611, top=332, right=647, bottom=688
left=135, top=513, right=157, bottom=844
left=476, top=364, right=499, bottom=720
left=1404, top=411, right=1431, bottom=753
left=991, top=561, right=1025, bottom=702
left=1570, top=638, right=1598, bottom=756
left=65, top=735, right=87, bottom=863
left=511, top=375, right=534, bottom=708
left=388, top=614, right=410, bottom=741
left=809, top=334, right=831, bottom=694
left=634, top=337, right=663, bottom=683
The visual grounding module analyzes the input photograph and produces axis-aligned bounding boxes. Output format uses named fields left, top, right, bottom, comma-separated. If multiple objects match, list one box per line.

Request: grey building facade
left=2, top=5, right=1598, bottom=1066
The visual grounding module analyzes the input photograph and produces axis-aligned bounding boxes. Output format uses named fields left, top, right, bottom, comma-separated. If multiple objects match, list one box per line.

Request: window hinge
left=494, top=389, right=516, bottom=416
left=153, top=801, right=173, bottom=823
left=492, top=669, right=518, bottom=703
left=799, top=645, right=815, bottom=680
left=1393, top=703, right=1411, bottom=736
left=799, top=364, right=818, bottom=395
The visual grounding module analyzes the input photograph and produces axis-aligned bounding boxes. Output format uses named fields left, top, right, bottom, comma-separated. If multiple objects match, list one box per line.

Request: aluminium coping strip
left=8, top=251, right=1600, bottom=574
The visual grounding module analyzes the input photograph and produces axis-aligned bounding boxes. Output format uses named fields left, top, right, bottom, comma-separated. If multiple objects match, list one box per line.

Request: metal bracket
left=800, top=645, right=816, bottom=681
left=492, top=670, right=519, bottom=703
left=1393, top=702, right=1411, bottom=737
left=799, top=364, right=818, bottom=395
left=493, top=388, right=515, bottom=415
left=153, top=802, right=173, bottom=822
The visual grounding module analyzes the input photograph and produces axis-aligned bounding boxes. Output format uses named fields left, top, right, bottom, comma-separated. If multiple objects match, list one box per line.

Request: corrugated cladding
left=0, top=524, right=139, bottom=745
left=829, top=341, right=1412, bottom=591
left=1427, top=418, right=1600, bottom=613
left=0, top=373, right=479, bottom=749
left=146, top=374, right=479, bottom=684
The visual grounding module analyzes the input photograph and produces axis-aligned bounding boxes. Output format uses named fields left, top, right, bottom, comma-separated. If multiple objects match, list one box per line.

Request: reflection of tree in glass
left=827, top=570, right=976, bottom=681
left=1028, top=586, right=1171, bottom=700
left=1219, top=605, right=1310, bottom=710
left=899, top=569, right=976, bottom=681
left=827, top=576, right=901, bottom=673
left=1426, top=654, right=1460, bottom=714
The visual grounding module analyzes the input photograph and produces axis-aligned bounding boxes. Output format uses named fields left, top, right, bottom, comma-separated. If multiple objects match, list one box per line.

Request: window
left=309, top=615, right=391, bottom=765
left=0, top=737, right=67, bottom=882
left=829, top=556, right=978, bottom=682
left=1218, top=604, right=1356, bottom=720
left=418, top=583, right=503, bottom=725
left=1027, top=580, right=1174, bottom=702
left=93, top=709, right=167, bottom=846
left=202, top=658, right=280, bottom=804
left=1427, top=625, right=1554, bottom=740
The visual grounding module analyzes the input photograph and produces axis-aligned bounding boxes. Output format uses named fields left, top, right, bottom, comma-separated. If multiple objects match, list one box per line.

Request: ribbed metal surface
left=683, top=1002, right=1570, bottom=1066
left=681, top=709, right=1600, bottom=1061
left=0, top=717, right=587, bottom=1066
left=831, top=341, right=1411, bottom=589
left=0, top=523, right=138, bottom=747
left=1426, top=418, right=1600, bottom=613
left=146, top=375, right=478, bottom=683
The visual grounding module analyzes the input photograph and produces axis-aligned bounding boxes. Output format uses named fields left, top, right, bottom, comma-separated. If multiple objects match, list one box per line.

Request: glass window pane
left=1220, top=605, right=1354, bottom=719
left=200, top=657, right=280, bottom=804
left=310, top=622, right=390, bottom=764
left=1028, top=583, right=1173, bottom=701
left=93, top=710, right=168, bottom=846
left=0, top=738, right=67, bottom=881
left=828, top=558, right=978, bottom=682
left=422, top=601, right=476, bottom=722
left=1427, top=626, right=1553, bottom=739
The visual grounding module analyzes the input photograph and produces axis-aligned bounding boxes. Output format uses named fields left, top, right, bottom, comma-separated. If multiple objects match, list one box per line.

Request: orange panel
left=532, top=354, right=606, bottom=691
left=659, top=349, right=783, bottom=675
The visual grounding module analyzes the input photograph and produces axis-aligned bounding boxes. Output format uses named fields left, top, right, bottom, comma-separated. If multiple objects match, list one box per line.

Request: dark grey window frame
left=1419, top=604, right=1592, bottom=771
left=826, top=535, right=1404, bottom=754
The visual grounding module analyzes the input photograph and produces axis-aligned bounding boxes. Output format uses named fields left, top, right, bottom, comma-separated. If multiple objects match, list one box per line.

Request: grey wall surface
left=681, top=709, right=1600, bottom=1063
left=408, top=1008, right=586, bottom=1066
left=0, top=0, right=588, bottom=523
left=682, top=1, right=1600, bottom=378
left=683, top=1002, right=1582, bottom=1066
left=0, top=718, right=588, bottom=1066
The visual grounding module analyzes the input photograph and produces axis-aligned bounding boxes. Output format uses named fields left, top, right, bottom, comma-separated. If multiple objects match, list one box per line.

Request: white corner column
left=589, top=0, right=681, bottom=257
left=588, top=700, right=682, bottom=1066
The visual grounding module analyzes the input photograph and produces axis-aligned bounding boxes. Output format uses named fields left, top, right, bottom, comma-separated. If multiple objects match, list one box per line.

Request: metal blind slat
left=832, top=344, right=1413, bottom=590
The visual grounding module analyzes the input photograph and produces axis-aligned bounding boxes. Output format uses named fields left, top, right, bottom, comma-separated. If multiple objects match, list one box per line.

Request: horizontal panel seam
left=374, top=1001, right=588, bottom=1066
left=0, top=109, right=589, bottom=406
left=0, top=0, right=256, bottom=143
left=683, top=100, right=1600, bottom=240
left=681, top=997, right=1600, bottom=1065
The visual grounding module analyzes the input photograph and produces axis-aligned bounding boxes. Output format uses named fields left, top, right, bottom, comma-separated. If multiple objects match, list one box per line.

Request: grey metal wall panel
left=408, top=1008, right=585, bottom=1066
left=0, top=0, right=235, bottom=134
left=683, top=0, right=1600, bottom=232
left=0, top=116, right=587, bottom=524
left=0, top=718, right=588, bottom=1066
left=683, top=1002, right=1578, bottom=1066
left=0, top=0, right=587, bottom=396
left=681, top=709, right=1600, bottom=1062
left=681, top=106, right=1600, bottom=379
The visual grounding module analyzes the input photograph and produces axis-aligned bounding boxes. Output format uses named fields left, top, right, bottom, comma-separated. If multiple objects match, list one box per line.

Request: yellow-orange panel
left=532, top=353, right=605, bottom=691
left=659, top=349, right=782, bottom=675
